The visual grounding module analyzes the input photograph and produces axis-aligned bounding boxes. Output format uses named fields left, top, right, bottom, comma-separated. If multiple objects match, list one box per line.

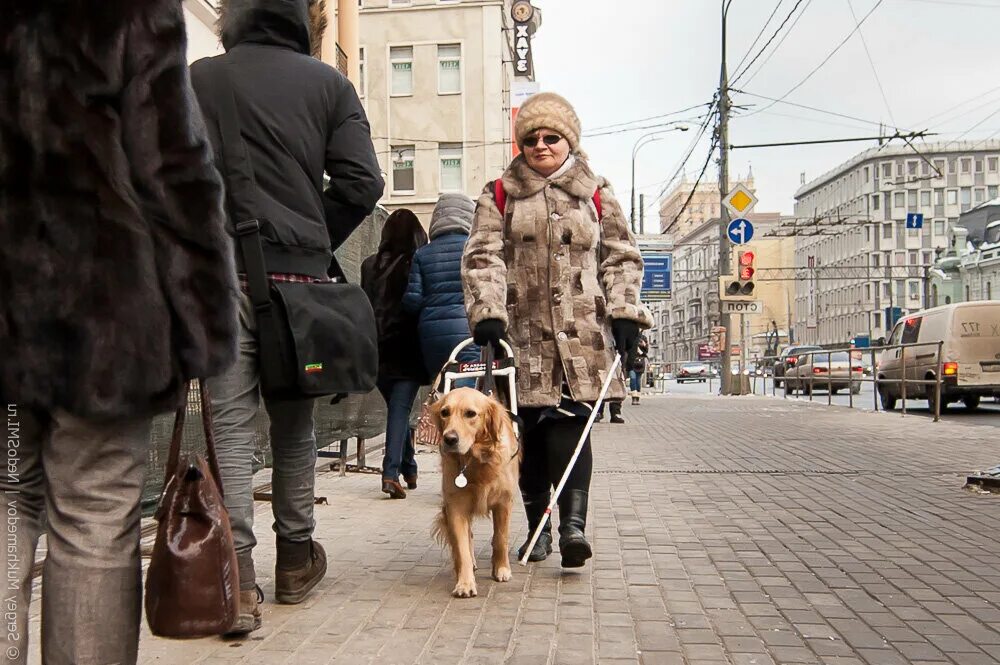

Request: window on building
left=923, top=251, right=932, bottom=265
left=872, top=194, right=881, bottom=210
left=908, top=251, right=917, bottom=265
left=874, top=312, right=882, bottom=329
left=933, top=159, right=945, bottom=176
left=872, top=253, right=881, bottom=268
left=934, top=189, right=944, bottom=206
left=921, top=160, right=930, bottom=176
left=976, top=159, right=984, bottom=173
left=439, top=143, right=463, bottom=191
left=391, top=145, right=415, bottom=192
left=881, top=163, right=892, bottom=178
left=437, top=44, right=462, bottom=94
left=934, top=219, right=945, bottom=236
left=896, top=161, right=904, bottom=177
left=390, top=46, right=414, bottom=95
left=920, top=191, right=931, bottom=208
left=358, top=47, right=366, bottom=98
left=883, top=224, right=892, bottom=239
left=949, top=158, right=958, bottom=174
left=988, top=282, right=993, bottom=299
left=961, top=158, right=972, bottom=174
left=895, top=251, right=906, bottom=266
left=907, top=161, right=918, bottom=176
left=893, top=191, right=905, bottom=208
left=989, top=157, right=999, bottom=172
left=961, top=188, right=972, bottom=209
left=389, top=0, right=412, bottom=5
left=864, top=166, right=870, bottom=182
left=883, top=283, right=891, bottom=299
left=865, top=226, right=871, bottom=243
left=946, top=189, right=958, bottom=205
left=907, top=191, right=917, bottom=209
left=966, top=285, right=971, bottom=301
left=865, top=284, right=871, bottom=301
left=990, top=185, right=999, bottom=199
left=895, top=280, right=905, bottom=301
left=975, top=187, right=986, bottom=204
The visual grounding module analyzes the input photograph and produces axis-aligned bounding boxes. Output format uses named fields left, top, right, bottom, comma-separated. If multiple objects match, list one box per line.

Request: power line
left=741, top=0, right=885, bottom=118
left=846, top=0, right=896, bottom=127
left=730, top=130, right=931, bottom=150
left=669, top=134, right=721, bottom=229
left=946, top=106, right=1000, bottom=146
left=893, top=0, right=1000, bottom=7
left=652, top=101, right=719, bottom=204
left=732, top=89, right=903, bottom=130
left=911, top=84, right=1000, bottom=128
left=731, top=0, right=786, bottom=78
left=584, top=115, right=709, bottom=139
left=731, top=0, right=807, bottom=85
left=738, top=0, right=816, bottom=88
left=583, top=102, right=713, bottom=134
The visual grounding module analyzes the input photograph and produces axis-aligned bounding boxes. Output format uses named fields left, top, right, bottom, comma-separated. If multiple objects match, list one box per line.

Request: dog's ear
left=482, top=399, right=506, bottom=446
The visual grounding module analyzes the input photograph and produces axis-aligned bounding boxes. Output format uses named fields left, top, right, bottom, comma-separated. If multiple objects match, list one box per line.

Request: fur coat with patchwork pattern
left=0, top=0, right=239, bottom=420
left=462, top=155, right=653, bottom=408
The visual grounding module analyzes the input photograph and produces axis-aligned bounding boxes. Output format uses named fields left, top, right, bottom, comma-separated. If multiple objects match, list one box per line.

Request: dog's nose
left=443, top=431, right=459, bottom=447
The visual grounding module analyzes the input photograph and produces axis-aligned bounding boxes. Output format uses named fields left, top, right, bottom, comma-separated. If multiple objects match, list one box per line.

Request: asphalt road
left=655, top=375, right=1000, bottom=428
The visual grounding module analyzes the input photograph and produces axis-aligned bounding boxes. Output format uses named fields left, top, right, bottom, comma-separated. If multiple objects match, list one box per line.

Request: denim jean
left=206, top=294, right=317, bottom=589
left=629, top=370, right=642, bottom=392
left=377, top=379, right=420, bottom=481
left=2, top=406, right=150, bottom=665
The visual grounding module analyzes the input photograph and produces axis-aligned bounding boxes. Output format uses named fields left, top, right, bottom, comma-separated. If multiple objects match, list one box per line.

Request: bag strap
left=211, top=65, right=271, bottom=313
left=166, top=382, right=226, bottom=497
left=481, top=343, right=496, bottom=397
left=492, top=177, right=602, bottom=221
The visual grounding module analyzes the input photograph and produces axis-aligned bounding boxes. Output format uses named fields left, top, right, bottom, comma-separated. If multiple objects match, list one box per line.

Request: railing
left=752, top=341, right=947, bottom=422
left=335, top=43, right=348, bottom=76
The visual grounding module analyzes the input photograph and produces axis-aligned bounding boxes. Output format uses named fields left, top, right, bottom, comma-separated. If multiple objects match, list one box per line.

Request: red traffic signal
left=739, top=265, right=755, bottom=280
left=739, top=250, right=755, bottom=266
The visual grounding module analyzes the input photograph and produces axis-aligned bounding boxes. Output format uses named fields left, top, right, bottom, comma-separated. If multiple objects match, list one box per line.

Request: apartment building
left=658, top=174, right=755, bottom=240
left=647, top=214, right=794, bottom=368
left=792, top=141, right=1000, bottom=346
left=360, top=0, right=524, bottom=221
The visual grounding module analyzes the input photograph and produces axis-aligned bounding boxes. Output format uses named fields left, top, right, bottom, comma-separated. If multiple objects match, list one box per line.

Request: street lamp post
left=630, top=125, right=689, bottom=233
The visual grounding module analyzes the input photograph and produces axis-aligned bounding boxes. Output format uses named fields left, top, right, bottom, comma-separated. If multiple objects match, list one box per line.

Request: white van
left=876, top=301, right=1000, bottom=411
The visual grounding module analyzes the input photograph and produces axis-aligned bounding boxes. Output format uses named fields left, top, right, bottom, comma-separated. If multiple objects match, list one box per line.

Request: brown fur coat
left=462, top=156, right=653, bottom=408
left=0, top=0, right=239, bottom=419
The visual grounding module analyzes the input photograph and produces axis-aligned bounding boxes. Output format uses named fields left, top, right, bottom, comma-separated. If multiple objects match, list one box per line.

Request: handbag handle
left=481, top=343, right=496, bottom=397
left=165, top=381, right=226, bottom=499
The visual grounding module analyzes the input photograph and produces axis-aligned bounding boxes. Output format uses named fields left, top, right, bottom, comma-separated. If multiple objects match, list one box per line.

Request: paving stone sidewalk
left=26, top=393, right=1000, bottom=664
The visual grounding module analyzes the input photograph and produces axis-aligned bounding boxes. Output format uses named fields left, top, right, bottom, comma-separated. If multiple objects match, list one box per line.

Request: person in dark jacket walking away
left=189, top=0, right=384, bottom=635
left=1, top=1, right=239, bottom=662
left=362, top=210, right=429, bottom=499
left=403, top=194, right=480, bottom=383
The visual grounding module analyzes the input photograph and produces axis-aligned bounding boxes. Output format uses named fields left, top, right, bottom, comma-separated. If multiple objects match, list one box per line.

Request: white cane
left=518, top=351, right=623, bottom=566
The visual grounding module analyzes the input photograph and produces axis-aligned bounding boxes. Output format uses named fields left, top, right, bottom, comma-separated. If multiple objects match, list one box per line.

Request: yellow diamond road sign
left=723, top=184, right=758, bottom=216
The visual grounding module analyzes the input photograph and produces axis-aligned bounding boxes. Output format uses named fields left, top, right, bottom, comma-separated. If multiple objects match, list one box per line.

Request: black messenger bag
left=214, top=67, right=377, bottom=400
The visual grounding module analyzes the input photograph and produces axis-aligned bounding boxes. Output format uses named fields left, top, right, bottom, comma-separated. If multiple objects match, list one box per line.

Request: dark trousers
left=377, top=379, right=420, bottom=481
left=518, top=411, right=593, bottom=496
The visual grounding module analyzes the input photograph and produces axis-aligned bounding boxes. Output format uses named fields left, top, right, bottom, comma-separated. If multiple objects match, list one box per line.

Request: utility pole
left=639, top=194, right=646, bottom=234
left=717, top=0, right=734, bottom=395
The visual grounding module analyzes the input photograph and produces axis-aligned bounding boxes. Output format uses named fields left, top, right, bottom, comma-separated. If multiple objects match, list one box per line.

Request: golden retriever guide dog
left=432, top=388, right=520, bottom=598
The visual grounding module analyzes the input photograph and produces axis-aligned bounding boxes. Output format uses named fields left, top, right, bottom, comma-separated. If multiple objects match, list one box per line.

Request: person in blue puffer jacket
left=403, top=193, right=480, bottom=381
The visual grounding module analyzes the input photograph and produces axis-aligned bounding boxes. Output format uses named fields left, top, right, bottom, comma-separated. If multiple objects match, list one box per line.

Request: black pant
left=518, top=410, right=593, bottom=496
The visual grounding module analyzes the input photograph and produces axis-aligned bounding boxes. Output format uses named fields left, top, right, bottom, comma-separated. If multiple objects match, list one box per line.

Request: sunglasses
left=523, top=134, right=563, bottom=148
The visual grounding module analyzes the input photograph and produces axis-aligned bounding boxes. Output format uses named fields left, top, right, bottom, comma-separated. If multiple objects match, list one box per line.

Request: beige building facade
left=359, top=0, right=521, bottom=221
left=647, top=214, right=795, bottom=368
left=659, top=174, right=755, bottom=241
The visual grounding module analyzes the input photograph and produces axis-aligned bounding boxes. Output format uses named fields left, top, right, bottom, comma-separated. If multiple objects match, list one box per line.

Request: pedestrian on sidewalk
left=403, top=194, right=481, bottom=387
left=189, top=0, right=384, bottom=635
left=1, top=1, right=240, bottom=661
left=462, top=92, right=652, bottom=568
left=630, top=335, right=649, bottom=405
left=362, top=210, right=430, bottom=500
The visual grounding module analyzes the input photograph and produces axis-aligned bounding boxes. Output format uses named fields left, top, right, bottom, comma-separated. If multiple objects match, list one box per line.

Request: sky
left=528, top=0, right=1000, bottom=223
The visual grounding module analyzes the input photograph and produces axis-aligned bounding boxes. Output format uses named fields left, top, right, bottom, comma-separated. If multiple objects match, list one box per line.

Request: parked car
left=676, top=362, right=710, bottom=383
left=785, top=350, right=863, bottom=395
left=877, top=302, right=1000, bottom=412
left=773, top=344, right=823, bottom=387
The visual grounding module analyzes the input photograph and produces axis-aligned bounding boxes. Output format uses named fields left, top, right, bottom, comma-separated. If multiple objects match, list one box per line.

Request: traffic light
left=719, top=248, right=757, bottom=301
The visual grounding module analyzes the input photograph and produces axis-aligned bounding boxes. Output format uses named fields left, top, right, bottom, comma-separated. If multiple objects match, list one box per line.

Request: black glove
left=473, top=319, right=506, bottom=350
left=612, top=319, right=640, bottom=366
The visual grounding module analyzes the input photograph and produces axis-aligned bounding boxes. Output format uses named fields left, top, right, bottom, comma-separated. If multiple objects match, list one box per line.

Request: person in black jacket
left=189, top=0, right=384, bottom=635
left=362, top=210, right=429, bottom=500
left=1, top=0, right=239, bottom=661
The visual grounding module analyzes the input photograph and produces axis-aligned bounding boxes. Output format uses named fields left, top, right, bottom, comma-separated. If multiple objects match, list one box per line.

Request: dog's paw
left=493, top=566, right=512, bottom=583
left=452, top=579, right=478, bottom=598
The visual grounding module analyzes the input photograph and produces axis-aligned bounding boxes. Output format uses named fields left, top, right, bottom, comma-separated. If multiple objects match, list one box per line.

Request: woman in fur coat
left=462, top=93, right=652, bottom=568
left=0, top=0, right=238, bottom=662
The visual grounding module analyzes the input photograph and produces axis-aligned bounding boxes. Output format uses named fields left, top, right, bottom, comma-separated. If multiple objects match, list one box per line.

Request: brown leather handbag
left=145, top=381, right=239, bottom=637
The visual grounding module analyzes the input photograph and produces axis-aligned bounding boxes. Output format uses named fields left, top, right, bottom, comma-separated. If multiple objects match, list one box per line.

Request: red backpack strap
left=592, top=190, right=603, bottom=221
left=493, top=178, right=507, bottom=216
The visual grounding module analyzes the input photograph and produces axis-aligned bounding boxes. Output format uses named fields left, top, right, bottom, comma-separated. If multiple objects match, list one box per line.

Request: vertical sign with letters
left=511, top=1, right=535, bottom=79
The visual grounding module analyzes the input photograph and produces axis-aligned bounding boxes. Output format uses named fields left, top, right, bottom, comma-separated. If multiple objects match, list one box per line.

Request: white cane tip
left=517, top=559, right=529, bottom=567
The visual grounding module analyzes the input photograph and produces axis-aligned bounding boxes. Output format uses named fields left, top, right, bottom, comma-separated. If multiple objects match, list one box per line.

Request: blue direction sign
left=727, top=218, right=754, bottom=245
left=641, top=253, right=672, bottom=301
left=906, top=212, right=924, bottom=229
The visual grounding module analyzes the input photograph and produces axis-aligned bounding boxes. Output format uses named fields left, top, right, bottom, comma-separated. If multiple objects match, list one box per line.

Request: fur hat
left=514, top=92, right=583, bottom=155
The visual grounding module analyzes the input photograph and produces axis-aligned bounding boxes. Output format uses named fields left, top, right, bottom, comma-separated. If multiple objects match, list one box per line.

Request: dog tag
left=454, top=473, right=468, bottom=488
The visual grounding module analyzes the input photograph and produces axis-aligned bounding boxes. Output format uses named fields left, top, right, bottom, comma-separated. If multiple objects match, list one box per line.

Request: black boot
left=517, top=492, right=553, bottom=562
left=609, top=402, right=625, bottom=424
left=558, top=489, right=592, bottom=568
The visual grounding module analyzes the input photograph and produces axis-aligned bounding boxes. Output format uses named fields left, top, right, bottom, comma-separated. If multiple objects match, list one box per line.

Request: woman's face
left=522, top=128, right=570, bottom=177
